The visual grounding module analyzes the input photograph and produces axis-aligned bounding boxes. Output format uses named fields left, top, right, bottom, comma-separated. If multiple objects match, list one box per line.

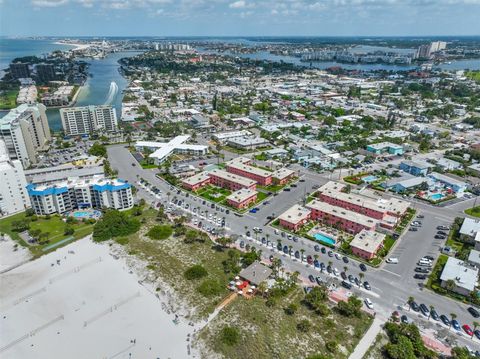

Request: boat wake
left=104, top=81, right=118, bottom=105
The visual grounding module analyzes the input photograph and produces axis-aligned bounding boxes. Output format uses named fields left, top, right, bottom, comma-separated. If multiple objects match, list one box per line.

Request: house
left=226, top=158, right=273, bottom=186
left=181, top=172, right=211, bottom=191
left=437, top=158, right=462, bottom=171
left=460, top=218, right=480, bottom=242
left=440, top=257, right=478, bottom=296
left=272, top=168, right=295, bottom=185
left=278, top=204, right=311, bottom=231
left=208, top=169, right=257, bottom=191
left=349, top=230, right=386, bottom=260
left=226, top=188, right=257, bottom=209
left=385, top=176, right=431, bottom=193
left=239, top=261, right=273, bottom=286
left=366, top=142, right=404, bottom=155
left=264, top=148, right=289, bottom=159
left=399, top=160, right=431, bottom=176
left=468, top=163, right=480, bottom=176
left=428, top=172, right=467, bottom=194
left=468, top=250, right=480, bottom=269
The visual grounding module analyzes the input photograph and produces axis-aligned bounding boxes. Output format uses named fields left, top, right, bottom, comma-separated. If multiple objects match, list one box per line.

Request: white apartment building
left=60, top=105, right=118, bottom=136
left=27, top=175, right=134, bottom=215
left=0, top=103, right=51, bottom=168
left=0, top=140, right=31, bottom=217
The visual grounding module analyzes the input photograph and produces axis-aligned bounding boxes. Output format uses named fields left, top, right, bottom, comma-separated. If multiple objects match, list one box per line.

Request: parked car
left=452, top=320, right=461, bottom=331
left=341, top=272, right=347, bottom=280
left=359, top=263, right=367, bottom=272
left=342, top=256, right=349, bottom=263
left=364, top=298, right=373, bottom=309
left=348, top=274, right=355, bottom=283
left=401, top=315, right=409, bottom=324
left=315, top=277, right=323, bottom=285
left=307, top=255, right=313, bottom=265
left=341, top=281, right=352, bottom=289
left=410, top=301, right=420, bottom=312
left=440, top=314, right=451, bottom=326
left=314, top=245, right=320, bottom=252
left=414, top=274, right=428, bottom=280
left=468, top=307, right=480, bottom=318
left=386, top=257, right=399, bottom=264
left=239, top=241, right=245, bottom=248
left=415, top=267, right=430, bottom=273
left=434, top=234, right=446, bottom=240
left=463, top=324, right=473, bottom=336
left=321, top=247, right=326, bottom=254
left=308, top=275, right=315, bottom=283
left=474, top=329, right=480, bottom=340
left=420, top=304, right=430, bottom=317
left=313, top=259, right=320, bottom=268
left=430, top=309, right=439, bottom=321
left=364, top=281, right=371, bottom=290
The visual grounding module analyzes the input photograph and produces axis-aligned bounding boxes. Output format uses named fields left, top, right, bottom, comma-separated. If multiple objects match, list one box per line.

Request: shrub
left=197, top=279, right=223, bottom=297
left=64, top=226, right=74, bottom=235
left=184, top=264, right=208, bottom=280
left=284, top=303, right=298, bottom=315
left=147, top=225, right=173, bottom=240
left=297, top=319, right=311, bottom=332
left=325, top=341, right=338, bottom=353
left=219, top=326, right=240, bottom=346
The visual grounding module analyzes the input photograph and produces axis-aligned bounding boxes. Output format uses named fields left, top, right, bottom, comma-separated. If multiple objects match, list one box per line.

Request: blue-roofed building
left=366, top=142, right=404, bottom=155
left=399, top=160, right=431, bottom=176
left=27, top=175, right=134, bottom=215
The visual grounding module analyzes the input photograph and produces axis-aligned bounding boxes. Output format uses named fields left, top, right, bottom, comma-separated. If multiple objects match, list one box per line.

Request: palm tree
left=445, top=279, right=456, bottom=293
left=358, top=272, right=365, bottom=284
left=257, top=281, right=267, bottom=298
left=244, top=225, right=248, bottom=234
left=429, top=305, right=435, bottom=320
left=328, top=260, right=333, bottom=268
left=266, top=233, right=270, bottom=244
left=314, top=254, right=319, bottom=262
left=300, top=249, right=305, bottom=262
left=343, top=266, right=348, bottom=275
left=407, top=296, right=415, bottom=311
left=472, top=321, right=479, bottom=338
left=288, top=245, right=293, bottom=257
left=450, top=313, right=457, bottom=329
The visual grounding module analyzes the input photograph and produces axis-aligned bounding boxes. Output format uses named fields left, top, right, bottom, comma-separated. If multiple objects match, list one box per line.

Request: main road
left=108, top=144, right=480, bottom=350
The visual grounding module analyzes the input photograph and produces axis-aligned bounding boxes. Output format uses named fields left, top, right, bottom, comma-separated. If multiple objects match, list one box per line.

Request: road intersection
left=108, top=144, right=480, bottom=350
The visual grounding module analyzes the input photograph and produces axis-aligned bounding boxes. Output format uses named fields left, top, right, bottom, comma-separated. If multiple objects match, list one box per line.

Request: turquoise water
left=362, top=175, right=378, bottom=183
left=314, top=233, right=336, bottom=246
left=72, top=210, right=101, bottom=218
left=430, top=193, right=444, bottom=201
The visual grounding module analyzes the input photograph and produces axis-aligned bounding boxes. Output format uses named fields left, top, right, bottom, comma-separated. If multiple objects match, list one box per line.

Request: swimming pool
left=430, top=193, right=444, bottom=201
left=362, top=175, right=378, bottom=183
left=71, top=210, right=102, bottom=219
left=313, top=233, right=336, bottom=246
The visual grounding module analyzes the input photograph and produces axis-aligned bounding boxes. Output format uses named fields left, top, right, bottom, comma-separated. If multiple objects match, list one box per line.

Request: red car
left=462, top=324, right=473, bottom=336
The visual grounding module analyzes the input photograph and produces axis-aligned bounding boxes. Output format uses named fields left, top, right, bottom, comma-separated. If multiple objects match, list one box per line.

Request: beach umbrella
left=251, top=285, right=256, bottom=289
left=235, top=276, right=240, bottom=280
left=235, top=281, right=241, bottom=286
left=237, top=290, right=243, bottom=294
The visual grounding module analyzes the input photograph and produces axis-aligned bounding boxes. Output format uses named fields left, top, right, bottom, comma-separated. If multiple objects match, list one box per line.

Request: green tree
left=296, top=319, right=311, bottom=332
left=92, top=210, right=140, bottom=242
left=219, top=326, right=239, bottom=346
left=88, top=142, right=107, bottom=157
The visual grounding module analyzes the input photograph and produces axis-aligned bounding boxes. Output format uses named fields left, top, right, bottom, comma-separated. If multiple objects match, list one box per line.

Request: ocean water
left=0, top=38, right=141, bottom=131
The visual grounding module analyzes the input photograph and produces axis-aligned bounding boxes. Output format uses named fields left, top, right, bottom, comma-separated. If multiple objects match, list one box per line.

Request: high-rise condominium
left=60, top=105, right=118, bottom=136
left=0, top=139, right=31, bottom=217
left=0, top=103, right=51, bottom=168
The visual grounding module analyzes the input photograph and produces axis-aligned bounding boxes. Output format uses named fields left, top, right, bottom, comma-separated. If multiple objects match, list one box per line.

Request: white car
left=364, top=298, right=373, bottom=309
left=386, top=257, right=399, bottom=264
left=333, top=268, right=339, bottom=276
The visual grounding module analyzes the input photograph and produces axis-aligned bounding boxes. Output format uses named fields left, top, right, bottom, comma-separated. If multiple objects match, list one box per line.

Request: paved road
left=108, top=144, right=480, bottom=351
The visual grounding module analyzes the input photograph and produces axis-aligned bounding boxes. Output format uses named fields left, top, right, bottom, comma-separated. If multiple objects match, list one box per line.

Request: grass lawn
left=197, top=287, right=373, bottom=359
left=465, top=206, right=480, bottom=218
left=0, top=89, right=19, bottom=110
left=0, top=212, right=94, bottom=257
left=197, top=186, right=231, bottom=204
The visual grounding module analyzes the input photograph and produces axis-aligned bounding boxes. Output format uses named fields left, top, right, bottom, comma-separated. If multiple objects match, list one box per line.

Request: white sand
left=53, top=41, right=91, bottom=51
left=0, top=237, right=197, bottom=359
left=0, top=235, right=31, bottom=273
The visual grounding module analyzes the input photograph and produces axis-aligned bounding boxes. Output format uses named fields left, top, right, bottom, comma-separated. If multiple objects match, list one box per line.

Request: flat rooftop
left=226, top=160, right=272, bottom=178
left=306, top=199, right=379, bottom=228
left=226, top=188, right=257, bottom=203
left=318, top=181, right=410, bottom=216
left=440, top=257, right=478, bottom=292
left=278, top=204, right=311, bottom=224
left=272, top=167, right=295, bottom=180
left=208, top=169, right=256, bottom=187
left=181, top=172, right=211, bottom=186
left=349, top=229, right=385, bottom=253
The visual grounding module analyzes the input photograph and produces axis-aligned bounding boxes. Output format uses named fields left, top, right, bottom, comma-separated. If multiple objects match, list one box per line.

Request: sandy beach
left=53, top=41, right=91, bottom=51
left=0, top=237, right=197, bottom=359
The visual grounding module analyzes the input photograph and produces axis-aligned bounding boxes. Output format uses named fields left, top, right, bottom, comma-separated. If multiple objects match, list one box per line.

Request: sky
left=1, top=0, right=480, bottom=37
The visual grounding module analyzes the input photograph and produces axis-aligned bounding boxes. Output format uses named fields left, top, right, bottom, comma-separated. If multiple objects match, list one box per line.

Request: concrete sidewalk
left=349, top=316, right=385, bottom=359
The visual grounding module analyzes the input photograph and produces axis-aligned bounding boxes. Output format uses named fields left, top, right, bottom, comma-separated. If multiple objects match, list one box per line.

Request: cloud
left=229, top=0, right=246, bottom=8
left=32, top=0, right=68, bottom=6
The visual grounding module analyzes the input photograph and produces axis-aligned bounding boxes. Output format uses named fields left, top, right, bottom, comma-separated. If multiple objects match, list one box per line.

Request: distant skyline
left=1, top=0, right=480, bottom=37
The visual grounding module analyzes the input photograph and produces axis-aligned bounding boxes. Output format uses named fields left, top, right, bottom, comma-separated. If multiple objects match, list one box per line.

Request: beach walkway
left=349, top=316, right=384, bottom=359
